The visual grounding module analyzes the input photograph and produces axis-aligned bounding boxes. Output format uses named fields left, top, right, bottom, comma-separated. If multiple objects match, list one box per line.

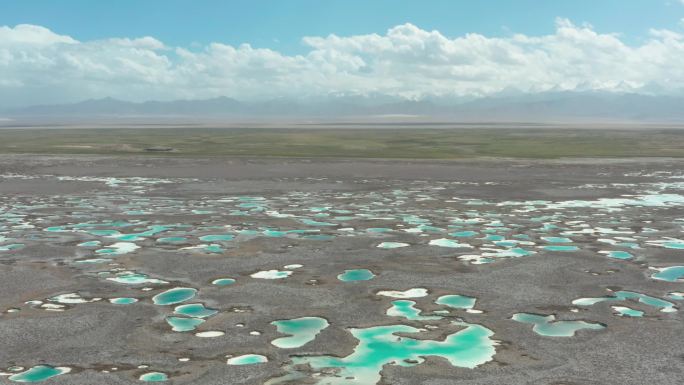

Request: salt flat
left=0, top=154, right=683, bottom=385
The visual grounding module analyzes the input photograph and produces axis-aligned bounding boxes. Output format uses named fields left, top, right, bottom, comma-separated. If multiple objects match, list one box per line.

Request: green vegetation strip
left=1, top=127, right=683, bottom=159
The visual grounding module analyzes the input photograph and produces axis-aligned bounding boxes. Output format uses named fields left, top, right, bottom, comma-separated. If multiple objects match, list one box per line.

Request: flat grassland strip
left=1, top=127, right=683, bottom=159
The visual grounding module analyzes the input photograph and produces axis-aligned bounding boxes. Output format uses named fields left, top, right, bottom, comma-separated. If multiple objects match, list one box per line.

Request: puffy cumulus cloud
left=106, top=36, right=166, bottom=50
left=0, top=24, right=77, bottom=46
left=1, top=19, right=684, bottom=107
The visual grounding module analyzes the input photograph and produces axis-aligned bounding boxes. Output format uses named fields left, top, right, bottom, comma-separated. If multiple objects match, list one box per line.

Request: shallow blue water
left=270, top=322, right=497, bottom=385
left=109, top=297, right=138, bottom=305
left=212, top=278, right=236, bottom=286
left=8, top=365, right=69, bottom=383
left=139, top=372, right=168, bottom=382
left=651, top=266, right=684, bottom=282
left=200, top=234, right=235, bottom=242
left=604, top=251, right=634, bottom=260
left=543, top=245, right=579, bottom=252
left=435, top=295, right=476, bottom=310
left=166, top=316, right=205, bottom=332
left=387, top=300, right=441, bottom=321
left=512, top=313, right=605, bottom=337
left=174, top=303, right=218, bottom=318
left=612, top=306, right=644, bottom=317
left=227, top=354, right=268, bottom=365
left=271, top=317, right=329, bottom=348
left=573, top=291, right=677, bottom=313
left=338, top=269, right=375, bottom=282
left=153, top=288, right=198, bottom=306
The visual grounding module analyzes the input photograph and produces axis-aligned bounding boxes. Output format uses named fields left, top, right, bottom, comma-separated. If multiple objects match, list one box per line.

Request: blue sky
left=2, top=0, right=683, bottom=54
left=1, top=1, right=684, bottom=107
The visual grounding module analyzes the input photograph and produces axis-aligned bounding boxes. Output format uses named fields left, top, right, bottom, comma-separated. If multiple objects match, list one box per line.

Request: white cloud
left=0, top=24, right=77, bottom=46
left=1, top=19, right=684, bottom=107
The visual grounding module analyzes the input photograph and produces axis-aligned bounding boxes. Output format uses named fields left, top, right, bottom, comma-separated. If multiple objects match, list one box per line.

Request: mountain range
left=3, top=91, right=684, bottom=123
